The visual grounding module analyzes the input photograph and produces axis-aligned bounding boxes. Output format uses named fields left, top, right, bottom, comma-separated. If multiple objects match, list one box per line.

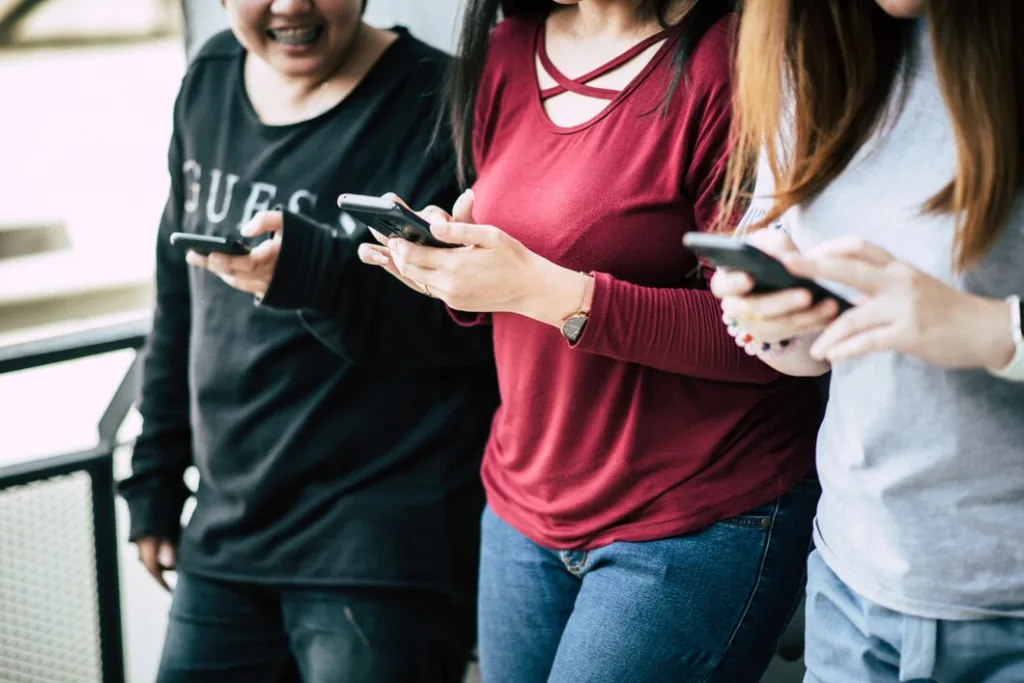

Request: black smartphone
left=170, top=233, right=251, bottom=256
left=337, top=194, right=457, bottom=249
left=683, top=232, right=852, bottom=312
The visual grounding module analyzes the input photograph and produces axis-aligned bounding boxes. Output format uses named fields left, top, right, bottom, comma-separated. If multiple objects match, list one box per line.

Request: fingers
left=158, top=541, right=177, bottom=571
left=247, top=236, right=280, bottom=264
left=420, top=205, right=453, bottom=224
left=207, top=252, right=258, bottom=274
left=137, top=538, right=171, bottom=592
left=368, top=228, right=389, bottom=246
left=240, top=210, right=283, bottom=238
left=745, top=227, right=798, bottom=257
left=782, top=253, right=881, bottom=296
left=813, top=325, right=893, bottom=362
left=451, top=189, right=475, bottom=224
left=430, top=221, right=499, bottom=248
left=387, top=238, right=451, bottom=271
left=382, top=192, right=410, bottom=210
left=389, top=257, right=441, bottom=294
left=710, top=269, right=754, bottom=298
left=217, top=273, right=266, bottom=295
left=724, top=298, right=839, bottom=342
left=357, top=244, right=427, bottom=293
left=806, top=236, right=893, bottom=265
left=721, top=288, right=813, bottom=321
left=185, top=251, right=208, bottom=269
left=809, top=305, right=887, bottom=361
left=358, top=243, right=391, bottom=266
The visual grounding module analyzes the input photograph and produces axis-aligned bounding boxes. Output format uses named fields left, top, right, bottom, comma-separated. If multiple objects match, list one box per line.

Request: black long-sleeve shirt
left=119, top=29, right=498, bottom=595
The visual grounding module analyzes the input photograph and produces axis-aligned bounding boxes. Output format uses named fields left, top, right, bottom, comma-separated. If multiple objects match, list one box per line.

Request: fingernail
left=372, top=252, right=389, bottom=265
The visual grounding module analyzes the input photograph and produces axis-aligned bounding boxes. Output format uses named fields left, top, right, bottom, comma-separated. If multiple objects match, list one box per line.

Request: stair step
left=0, top=250, right=153, bottom=333
left=0, top=221, right=68, bottom=260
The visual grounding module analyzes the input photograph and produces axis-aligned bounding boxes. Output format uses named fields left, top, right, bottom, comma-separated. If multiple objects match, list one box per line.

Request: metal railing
left=0, top=316, right=151, bottom=683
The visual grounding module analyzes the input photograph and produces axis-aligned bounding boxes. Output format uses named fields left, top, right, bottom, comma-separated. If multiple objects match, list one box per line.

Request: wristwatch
left=989, top=295, right=1024, bottom=382
left=560, top=274, right=592, bottom=345
left=561, top=308, right=589, bottom=345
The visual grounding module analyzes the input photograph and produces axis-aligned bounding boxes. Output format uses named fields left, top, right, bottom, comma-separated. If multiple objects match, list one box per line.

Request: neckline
left=236, top=26, right=409, bottom=132
left=537, top=23, right=671, bottom=101
left=530, top=16, right=679, bottom=135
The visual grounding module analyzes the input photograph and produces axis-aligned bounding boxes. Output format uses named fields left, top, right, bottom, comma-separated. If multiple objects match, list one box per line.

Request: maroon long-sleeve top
left=461, top=13, right=820, bottom=549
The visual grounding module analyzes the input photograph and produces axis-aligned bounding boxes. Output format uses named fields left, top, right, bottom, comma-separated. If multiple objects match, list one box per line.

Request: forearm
left=264, top=212, right=493, bottom=367
left=515, top=258, right=780, bottom=383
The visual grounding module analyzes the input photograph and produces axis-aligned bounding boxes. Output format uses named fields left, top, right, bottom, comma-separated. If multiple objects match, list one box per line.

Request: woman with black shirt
left=121, top=1, right=497, bottom=681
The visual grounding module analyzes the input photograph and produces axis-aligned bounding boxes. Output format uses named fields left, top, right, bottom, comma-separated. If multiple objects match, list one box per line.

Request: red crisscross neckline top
left=537, top=25, right=673, bottom=101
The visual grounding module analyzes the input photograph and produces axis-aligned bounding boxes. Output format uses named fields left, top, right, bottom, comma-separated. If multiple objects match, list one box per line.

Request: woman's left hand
left=785, top=237, right=1015, bottom=369
left=186, top=211, right=282, bottom=297
left=361, top=190, right=587, bottom=325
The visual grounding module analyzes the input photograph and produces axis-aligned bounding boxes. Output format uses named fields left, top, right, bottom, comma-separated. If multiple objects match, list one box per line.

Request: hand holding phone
left=170, top=232, right=251, bottom=256
left=684, top=232, right=852, bottom=312
left=337, top=194, right=457, bottom=249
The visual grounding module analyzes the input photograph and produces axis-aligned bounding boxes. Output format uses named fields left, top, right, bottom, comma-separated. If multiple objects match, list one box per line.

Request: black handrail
left=0, top=316, right=150, bottom=376
left=0, top=316, right=151, bottom=683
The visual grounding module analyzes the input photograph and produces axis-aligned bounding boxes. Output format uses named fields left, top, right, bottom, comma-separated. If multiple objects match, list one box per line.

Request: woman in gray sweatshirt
left=711, top=1, right=1024, bottom=681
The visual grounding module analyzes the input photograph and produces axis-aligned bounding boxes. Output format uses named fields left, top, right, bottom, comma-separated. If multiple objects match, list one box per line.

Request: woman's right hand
left=710, top=228, right=841, bottom=344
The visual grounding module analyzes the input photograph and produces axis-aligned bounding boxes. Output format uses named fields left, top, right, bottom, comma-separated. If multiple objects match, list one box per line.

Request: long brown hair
left=722, top=1, right=1024, bottom=268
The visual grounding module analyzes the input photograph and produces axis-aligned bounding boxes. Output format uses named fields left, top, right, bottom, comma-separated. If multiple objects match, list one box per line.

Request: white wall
left=363, top=0, right=462, bottom=52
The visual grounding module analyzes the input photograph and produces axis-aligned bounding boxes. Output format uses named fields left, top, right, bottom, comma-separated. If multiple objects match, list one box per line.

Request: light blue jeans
left=478, top=475, right=821, bottom=683
left=804, top=549, right=1024, bottom=683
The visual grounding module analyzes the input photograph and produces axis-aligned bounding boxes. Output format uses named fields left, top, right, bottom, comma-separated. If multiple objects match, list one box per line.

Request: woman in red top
left=361, top=0, right=821, bottom=680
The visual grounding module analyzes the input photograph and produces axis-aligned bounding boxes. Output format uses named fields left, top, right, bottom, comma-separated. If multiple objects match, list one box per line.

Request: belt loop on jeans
left=899, top=614, right=938, bottom=681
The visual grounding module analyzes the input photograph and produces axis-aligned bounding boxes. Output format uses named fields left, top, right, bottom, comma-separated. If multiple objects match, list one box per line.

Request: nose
left=268, top=0, right=314, bottom=14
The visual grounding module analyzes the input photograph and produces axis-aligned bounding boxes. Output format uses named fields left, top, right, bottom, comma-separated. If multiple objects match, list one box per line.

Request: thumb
left=158, top=541, right=177, bottom=570
left=452, top=189, right=475, bottom=224
left=241, top=210, right=283, bottom=237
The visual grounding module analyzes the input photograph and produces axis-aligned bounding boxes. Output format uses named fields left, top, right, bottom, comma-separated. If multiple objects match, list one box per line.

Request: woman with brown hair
left=712, top=1, right=1024, bottom=680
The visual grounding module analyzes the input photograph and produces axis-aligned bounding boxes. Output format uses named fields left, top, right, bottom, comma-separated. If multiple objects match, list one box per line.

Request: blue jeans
left=477, top=478, right=820, bottom=683
left=804, top=550, right=1024, bottom=683
left=156, top=572, right=473, bottom=683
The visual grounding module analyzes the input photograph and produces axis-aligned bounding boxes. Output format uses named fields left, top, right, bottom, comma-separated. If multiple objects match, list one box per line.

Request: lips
left=266, top=25, right=324, bottom=46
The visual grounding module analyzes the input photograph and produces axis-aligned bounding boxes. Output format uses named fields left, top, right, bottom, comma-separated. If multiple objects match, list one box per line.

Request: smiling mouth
left=266, top=25, right=324, bottom=46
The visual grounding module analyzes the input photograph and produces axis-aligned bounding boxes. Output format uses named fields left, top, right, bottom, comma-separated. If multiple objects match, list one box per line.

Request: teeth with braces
left=268, top=27, right=321, bottom=45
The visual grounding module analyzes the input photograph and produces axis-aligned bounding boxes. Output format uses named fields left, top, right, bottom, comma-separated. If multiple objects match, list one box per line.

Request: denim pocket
left=717, top=500, right=777, bottom=530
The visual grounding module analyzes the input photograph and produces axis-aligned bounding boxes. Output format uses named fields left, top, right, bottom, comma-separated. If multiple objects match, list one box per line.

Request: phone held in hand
left=170, top=233, right=251, bottom=256
left=683, top=232, right=853, bottom=312
left=337, top=194, right=457, bottom=249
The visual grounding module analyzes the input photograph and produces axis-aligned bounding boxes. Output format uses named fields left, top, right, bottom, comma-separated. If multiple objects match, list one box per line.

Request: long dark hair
left=445, top=0, right=735, bottom=188
left=722, top=0, right=1024, bottom=268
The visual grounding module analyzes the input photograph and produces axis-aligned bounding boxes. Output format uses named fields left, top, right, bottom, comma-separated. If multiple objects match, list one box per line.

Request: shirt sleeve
left=258, top=108, right=493, bottom=369
left=572, top=20, right=779, bottom=384
left=118, top=102, right=194, bottom=544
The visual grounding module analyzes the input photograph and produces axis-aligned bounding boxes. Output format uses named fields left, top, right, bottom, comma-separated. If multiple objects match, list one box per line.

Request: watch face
left=561, top=315, right=587, bottom=344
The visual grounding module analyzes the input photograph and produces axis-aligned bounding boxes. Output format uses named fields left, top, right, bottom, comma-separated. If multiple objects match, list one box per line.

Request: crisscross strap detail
left=537, top=23, right=672, bottom=101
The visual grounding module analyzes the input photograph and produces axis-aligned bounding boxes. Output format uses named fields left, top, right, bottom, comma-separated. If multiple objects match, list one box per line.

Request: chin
left=875, top=0, right=926, bottom=18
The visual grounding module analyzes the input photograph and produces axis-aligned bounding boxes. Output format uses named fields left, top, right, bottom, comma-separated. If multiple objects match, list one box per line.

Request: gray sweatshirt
left=758, top=22, right=1024, bottom=619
